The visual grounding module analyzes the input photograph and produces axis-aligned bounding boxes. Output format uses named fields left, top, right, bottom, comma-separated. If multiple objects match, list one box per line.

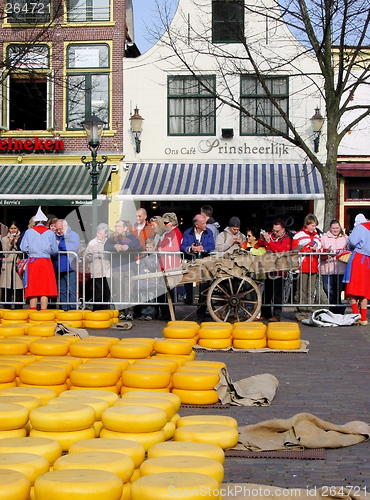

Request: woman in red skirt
left=19, top=207, right=58, bottom=310
left=343, top=215, right=370, bottom=325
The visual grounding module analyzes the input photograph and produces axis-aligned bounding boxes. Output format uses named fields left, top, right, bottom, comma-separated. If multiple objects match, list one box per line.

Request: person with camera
left=215, top=217, right=246, bottom=253
left=0, top=221, right=24, bottom=309
left=180, top=214, right=215, bottom=322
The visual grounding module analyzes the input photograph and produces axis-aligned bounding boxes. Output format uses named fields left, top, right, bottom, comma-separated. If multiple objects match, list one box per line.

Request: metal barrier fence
left=0, top=250, right=348, bottom=313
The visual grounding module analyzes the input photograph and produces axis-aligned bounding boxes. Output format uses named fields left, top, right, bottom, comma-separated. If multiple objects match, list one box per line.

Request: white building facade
left=118, top=0, right=328, bottom=232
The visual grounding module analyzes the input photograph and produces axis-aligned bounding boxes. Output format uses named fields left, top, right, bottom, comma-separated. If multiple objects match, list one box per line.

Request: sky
left=133, top=0, right=179, bottom=54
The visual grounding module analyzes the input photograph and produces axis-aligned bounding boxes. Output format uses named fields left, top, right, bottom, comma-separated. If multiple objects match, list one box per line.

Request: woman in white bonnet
left=19, top=206, right=58, bottom=310
left=354, top=213, right=367, bottom=227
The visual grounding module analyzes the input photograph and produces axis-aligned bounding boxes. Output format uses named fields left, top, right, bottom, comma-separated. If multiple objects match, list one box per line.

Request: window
left=240, top=76, right=289, bottom=135
left=66, top=0, right=110, bottom=22
left=4, top=0, right=51, bottom=23
left=212, top=0, right=244, bottom=43
left=5, top=44, right=52, bottom=131
left=168, top=76, right=216, bottom=135
left=66, top=44, right=110, bottom=130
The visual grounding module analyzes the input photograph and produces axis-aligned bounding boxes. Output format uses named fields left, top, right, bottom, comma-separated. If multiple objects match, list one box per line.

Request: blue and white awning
left=116, top=163, right=324, bottom=200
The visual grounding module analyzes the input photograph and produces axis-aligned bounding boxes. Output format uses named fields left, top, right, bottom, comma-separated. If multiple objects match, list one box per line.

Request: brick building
left=0, top=0, right=127, bottom=237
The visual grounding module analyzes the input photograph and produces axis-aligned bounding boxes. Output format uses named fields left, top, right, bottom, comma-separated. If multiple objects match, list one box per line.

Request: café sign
left=0, top=137, right=65, bottom=152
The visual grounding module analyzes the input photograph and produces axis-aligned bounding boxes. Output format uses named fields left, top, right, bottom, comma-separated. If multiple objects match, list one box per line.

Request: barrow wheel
left=206, top=276, right=262, bottom=323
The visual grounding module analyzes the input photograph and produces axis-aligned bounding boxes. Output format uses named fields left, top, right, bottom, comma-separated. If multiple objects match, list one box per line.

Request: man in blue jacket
left=180, top=214, right=215, bottom=322
left=55, top=219, right=80, bottom=310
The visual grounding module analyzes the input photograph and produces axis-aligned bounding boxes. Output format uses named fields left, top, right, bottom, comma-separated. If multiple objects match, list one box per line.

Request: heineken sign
left=0, top=137, right=65, bottom=152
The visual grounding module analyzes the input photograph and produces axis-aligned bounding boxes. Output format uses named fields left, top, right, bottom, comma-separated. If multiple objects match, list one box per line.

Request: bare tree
left=150, top=0, right=370, bottom=227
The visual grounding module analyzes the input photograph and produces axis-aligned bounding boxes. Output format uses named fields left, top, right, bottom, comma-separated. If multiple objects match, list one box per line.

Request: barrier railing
left=0, top=250, right=348, bottom=313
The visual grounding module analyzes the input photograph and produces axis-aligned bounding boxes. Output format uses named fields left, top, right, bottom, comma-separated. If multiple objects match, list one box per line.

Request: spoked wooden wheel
left=206, top=276, right=262, bottom=323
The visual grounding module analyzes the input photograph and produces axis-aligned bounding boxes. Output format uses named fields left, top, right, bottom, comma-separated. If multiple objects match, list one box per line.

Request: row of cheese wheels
left=0, top=387, right=237, bottom=499
left=162, top=320, right=301, bottom=350
left=0, top=347, right=224, bottom=404
left=0, top=309, right=120, bottom=330
left=0, top=386, right=238, bottom=499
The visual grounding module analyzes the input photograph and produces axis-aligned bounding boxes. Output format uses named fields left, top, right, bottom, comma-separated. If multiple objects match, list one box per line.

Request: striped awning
left=0, top=164, right=112, bottom=206
left=117, top=163, right=324, bottom=200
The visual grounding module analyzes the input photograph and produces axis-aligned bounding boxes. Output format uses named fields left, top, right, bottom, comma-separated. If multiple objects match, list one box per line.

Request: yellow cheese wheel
left=2, top=311, right=29, bottom=321
left=267, top=339, right=302, bottom=349
left=147, top=441, right=225, bottom=464
left=59, top=388, right=118, bottom=405
left=87, top=335, right=120, bottom=344
left=0, top=359, right=26, bottom=375
left=0, top=364, right=17, bottom=382
left=28, top=311, right=56, bottom=322
left=0, top=452, right=49, bottom=485
left=232, top=329, right=267, bottom=340
left=0, top=402, right=29, bottom=430
left=162, top=326, right=198, bottom=339
left=267, top=321, right=300, bottom=331
left=41, top=356, right=82, bottom=369
left=171, top=413, right=180, bottom=424
left=140, top=455, right=224, bottom=483
left=176, top=366, right=220, bottom=374
left=0, top=340, right=29, bottom=355
left=162, top=420, right=176, bottom=440
left=198, top=338, right=232, bottom=349
left=0, top=354, right=36, bottom=365
left=70, top=367, right=120, bottom=387
left=6, top=336, right=34, bottom=345
left=122, top=369, right=171, bottom=389
left=56, top=311, right=83, bottom=321
left=0, top=428, right=28, bottom=439
left=29, top=340, right=69, bottom=357
left=110, top=344, right=152, bottom=359
left=154, top=339, right=193, bottom=356
left=27, top=324, right=56, bottom=337
left=122, top=390, right=181, bottom=411
left=267, top=330, right=301, bottom=340
left=115, top=397, right=177, bottom=420
left=155, top=352, right=196, bottom=363
left=200, top=322, right=232, bottom=328
left=167, top=320, right=199, bottom=328
left=172, top=372, right=219, bottom=391
left=102, top=405, right=167, bottom=433
left=134, top=358, right=178, bottom=373
left=174, top=423, right=238, bottom=449
left=0, top=326, right=27, bottom=337
left=197, top=329, right=232, bottom=339
left=0, top=436, right=62, bottom=465
left=130, top=472, right=220, bottom=500
left=83, top=320, right=112, bottom=329
left=54, top=450, right=134, bottom=483
left=233, top=322, right=267, bottom=331
left=85, top=358, right=129, bottom=371
left=29, top=427, right=96, bottom=452
left=69, top=342, right=110, bottom=358
left=233, top=338, right=267, bottom=349
left=70, top=384, right=119, bottom=394
left=30, top=403, right=96, bottom=432
left=48, top=396, right=109, bottom=420
left=18, top=382, right=68, bottom=397
left=0, top=468, right=31, bottom=500
left=69, top=438, right=146, bottom=468
left=36, top=360, right=74, bottom=377
left=126, top=364, right=173, bottom=375
left=100, top=428, right=165, bottom=451
left=177, top=415, right=238, bottom=429
left=183, top=360, right=226, bottom=370
left=33, top=469, right=123, bottom=500
left=19, top=365, right=68, bottom=385
left=0, top=380, right=17, bottom=390
left=0, top=386, right=57, bottom=404
left=171, top=388, right=219, bottom=405
left=120, top=386, right=170, bottom=396
left=84, top=311, right=112, bottom=321
left=0, top=395, right=42, bottom=412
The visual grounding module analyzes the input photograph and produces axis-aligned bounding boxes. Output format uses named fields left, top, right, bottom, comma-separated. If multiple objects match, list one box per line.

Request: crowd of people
left=0, top=206, right=369, bottom=325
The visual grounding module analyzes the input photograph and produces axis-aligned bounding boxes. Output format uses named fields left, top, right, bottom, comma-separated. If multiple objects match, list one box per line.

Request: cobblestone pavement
left=88, top=307, right=370, bottom=491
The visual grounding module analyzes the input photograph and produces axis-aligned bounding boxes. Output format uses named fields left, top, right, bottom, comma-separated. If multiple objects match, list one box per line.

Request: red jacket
left=259, top=232, right=291, bottom=253
left=292, top=228, right=321, bottom=273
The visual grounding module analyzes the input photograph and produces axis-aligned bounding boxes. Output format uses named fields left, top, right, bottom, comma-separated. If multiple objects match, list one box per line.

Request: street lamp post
left=310, top=108, right=325, bottom=153
left=81, top=114, right=108, bottom=200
